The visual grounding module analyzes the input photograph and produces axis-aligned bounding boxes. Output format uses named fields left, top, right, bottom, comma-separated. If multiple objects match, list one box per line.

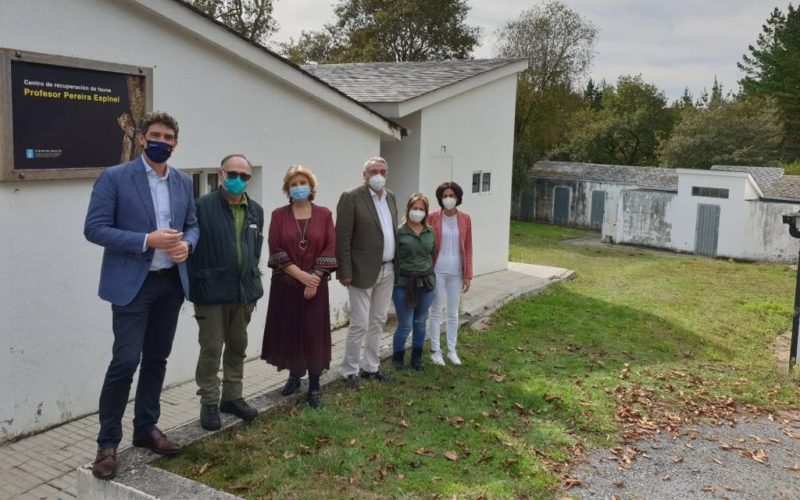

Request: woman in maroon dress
left=261, top=165, right=336, bottom=408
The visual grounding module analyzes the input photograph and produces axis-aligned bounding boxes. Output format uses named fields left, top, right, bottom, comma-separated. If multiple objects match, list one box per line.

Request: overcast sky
left=271, top=0, right=780, bottom=102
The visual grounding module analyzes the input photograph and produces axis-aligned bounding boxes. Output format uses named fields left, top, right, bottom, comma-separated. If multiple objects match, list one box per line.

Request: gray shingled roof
left=761, top=176, right=800, bottom=200
left=302, top=59, right=522, bottom=103
left=531, top=161, right=679, bottom=190
left=709, top=165, right=785, bottom=191
left=531, top=161, right=800, bottom=200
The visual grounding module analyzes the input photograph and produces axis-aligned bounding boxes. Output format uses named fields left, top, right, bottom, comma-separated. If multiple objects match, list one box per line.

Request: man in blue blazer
left=84, top=111, right=199, bottom=480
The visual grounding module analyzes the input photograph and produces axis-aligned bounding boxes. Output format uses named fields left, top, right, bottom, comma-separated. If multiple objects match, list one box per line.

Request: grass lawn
left=158, top=221, right=799, bottom=499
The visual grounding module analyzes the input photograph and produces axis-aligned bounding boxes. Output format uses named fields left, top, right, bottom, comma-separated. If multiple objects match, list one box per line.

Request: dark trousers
left=96, top=269, right=184, bottom=449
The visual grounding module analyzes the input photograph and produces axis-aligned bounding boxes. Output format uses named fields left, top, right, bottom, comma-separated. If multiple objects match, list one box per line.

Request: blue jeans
left=392, top=286, right=435, bottom=352
left=97, top=270, right=184, bottom=449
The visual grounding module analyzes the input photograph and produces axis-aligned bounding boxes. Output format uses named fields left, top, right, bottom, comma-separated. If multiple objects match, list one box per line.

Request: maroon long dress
left=261, top=204, right=337, bottom=374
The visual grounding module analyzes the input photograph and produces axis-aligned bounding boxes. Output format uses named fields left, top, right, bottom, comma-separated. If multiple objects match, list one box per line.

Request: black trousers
left=96, top=269, right=183, bottom=449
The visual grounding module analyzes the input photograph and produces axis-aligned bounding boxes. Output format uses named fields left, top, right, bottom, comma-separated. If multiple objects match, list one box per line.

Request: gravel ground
left=570, top=412, right=800, bottom=499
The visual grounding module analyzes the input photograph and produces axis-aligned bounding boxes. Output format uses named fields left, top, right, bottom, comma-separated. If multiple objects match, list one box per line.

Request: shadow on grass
left=157, top=286, right=715, bottom=499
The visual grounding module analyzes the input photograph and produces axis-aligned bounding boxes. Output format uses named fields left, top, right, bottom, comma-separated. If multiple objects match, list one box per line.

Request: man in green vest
left=188, top=154, right=265, bottom=430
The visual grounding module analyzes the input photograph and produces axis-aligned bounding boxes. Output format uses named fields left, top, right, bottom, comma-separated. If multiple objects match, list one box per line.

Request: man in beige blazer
left=336, top=157, right=399, bottom=389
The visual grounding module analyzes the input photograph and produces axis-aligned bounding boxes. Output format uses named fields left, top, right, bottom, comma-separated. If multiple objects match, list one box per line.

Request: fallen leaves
left=739, top=448, right=769, bottom=465
left=561, top=477, right=582, bottom=490
left=444, top=451, right=458, bottom=461
left=611, top=379, right=737, bottom=442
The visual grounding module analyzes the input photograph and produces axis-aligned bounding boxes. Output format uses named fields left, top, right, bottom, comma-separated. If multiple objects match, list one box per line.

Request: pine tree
left=738, top=4, right=800, bottom=158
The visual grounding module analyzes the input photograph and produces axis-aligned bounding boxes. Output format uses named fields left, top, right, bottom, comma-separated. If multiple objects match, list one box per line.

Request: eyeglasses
left=225, top=171, right=251, bottom=181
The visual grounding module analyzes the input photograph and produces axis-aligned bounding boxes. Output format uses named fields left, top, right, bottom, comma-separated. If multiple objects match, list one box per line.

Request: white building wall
left=416, top=75, right=518, bottom=276
left=614, top=174, right=800, bottom=262
left=673, top=171, right=752, bottom=256
left=615, top=190, right=679, bottom=250
left=381, top=112, right=422, bottom=208
left=0, top=0, right=383, bottom=439
left=742, top=201, right=800, bottom=262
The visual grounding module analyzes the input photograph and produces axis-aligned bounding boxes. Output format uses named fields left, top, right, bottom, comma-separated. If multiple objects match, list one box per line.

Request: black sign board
left=11, top=60, right=146, bottom=170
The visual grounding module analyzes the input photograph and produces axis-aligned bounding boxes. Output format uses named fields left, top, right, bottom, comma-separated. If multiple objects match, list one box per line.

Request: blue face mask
left=289, top=185, right=311, bottom=201
left=223, top=175, right=247, bottom=195
left=144, top=140, right=173, bottom=163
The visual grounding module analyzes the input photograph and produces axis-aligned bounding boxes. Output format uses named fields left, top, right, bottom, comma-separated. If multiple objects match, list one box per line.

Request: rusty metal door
left=695, top=204, right=720, bottom=257
left=590, top=191, right=606, bottom=229
left=553, top=187, right=570, bottom=225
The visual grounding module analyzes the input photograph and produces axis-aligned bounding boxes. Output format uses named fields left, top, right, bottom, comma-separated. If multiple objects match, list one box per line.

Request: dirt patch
left=773, top=330, right=794, bottom=375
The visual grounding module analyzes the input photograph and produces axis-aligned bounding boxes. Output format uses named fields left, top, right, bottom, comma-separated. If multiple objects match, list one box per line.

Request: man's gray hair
left=363, top=156, right=388, bottom=171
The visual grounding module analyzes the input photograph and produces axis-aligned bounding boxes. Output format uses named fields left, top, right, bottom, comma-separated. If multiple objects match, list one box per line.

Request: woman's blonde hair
left=282, top=165, right=318, bottom=202
left=404, top=193, right=429, bottom=226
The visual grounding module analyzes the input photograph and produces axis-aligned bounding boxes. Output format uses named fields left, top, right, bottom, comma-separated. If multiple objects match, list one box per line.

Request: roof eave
left=364, top=59, right=528, bottom=118
left=132, top=0, right=402, bottom=140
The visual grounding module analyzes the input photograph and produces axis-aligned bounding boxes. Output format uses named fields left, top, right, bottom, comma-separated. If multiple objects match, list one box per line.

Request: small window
left=481, top=172, right=491, bottom=192
left=192, top=173, right=201, bottom=199
left=692, top=186, right=729, bottom=199
left=472, top=170, right=492, bottom=194
left=188, top=169, right=220, bottom=199
left=207, top=173, right=219, bottom=193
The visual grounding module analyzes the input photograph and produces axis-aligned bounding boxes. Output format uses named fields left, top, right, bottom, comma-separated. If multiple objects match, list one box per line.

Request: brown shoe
left=132, top=427, right=180, bottom=455
left=92, top=448, right=118, bottom=480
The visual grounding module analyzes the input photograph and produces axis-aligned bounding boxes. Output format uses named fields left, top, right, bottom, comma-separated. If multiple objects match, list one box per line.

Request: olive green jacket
left=335, top=184, right=398, bottom=289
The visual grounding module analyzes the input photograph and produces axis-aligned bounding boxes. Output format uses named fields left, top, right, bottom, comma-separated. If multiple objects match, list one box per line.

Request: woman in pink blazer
left=427, top=182, right=473, bottom=366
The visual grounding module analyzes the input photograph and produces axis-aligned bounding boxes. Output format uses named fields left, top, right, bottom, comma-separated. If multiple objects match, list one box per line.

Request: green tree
left=191, top=0, right=278, bottom=45
left=738, top=4, right=800, bottom=157
left=495, top=1, right=597, bottom=191
left=658, top=97, right=784, bottom=169
left=559, top=75, right=675, bottom=166
left=583, top=78, right=603, bottom=110
left=282, top=0, right=481, bottom=64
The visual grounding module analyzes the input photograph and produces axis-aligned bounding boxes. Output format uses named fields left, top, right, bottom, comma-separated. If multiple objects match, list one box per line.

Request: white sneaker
left=430, top=351, right=446, bottom=366
left=447, top=351, right=461, bottom=365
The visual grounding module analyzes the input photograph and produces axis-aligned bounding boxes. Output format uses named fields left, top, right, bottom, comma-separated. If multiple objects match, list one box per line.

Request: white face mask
left=369, top=174, right=386, bottom=191
left=408, top=209, right=426, bottom=223
left=442, top=197, right=457, bottom=210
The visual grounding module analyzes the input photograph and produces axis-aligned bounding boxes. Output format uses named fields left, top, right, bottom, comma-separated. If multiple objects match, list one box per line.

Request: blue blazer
left=84, top=157, right=200, bottom=306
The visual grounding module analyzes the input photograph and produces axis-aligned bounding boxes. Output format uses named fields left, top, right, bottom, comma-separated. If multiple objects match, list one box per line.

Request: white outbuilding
left=305, top=59, right=527, bottom=276
left=0, top=0, right=523, bottom=439
left=521, top=161, right=800, bottom=262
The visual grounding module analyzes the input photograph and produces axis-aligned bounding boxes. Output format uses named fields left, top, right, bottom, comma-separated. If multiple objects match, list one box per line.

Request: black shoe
left=344, top=374, right=360, bottom=390
left=392, top=351, right=405, bottom=370
left=411, top=347, right=424, bottom=371
left=307, top=390, right=323, bottom=409
left=360, top=369, right=393, bottom=382
left=200, top=404, right=221, bottom=431
left=220, top=398, right=257, bottom=421
left=281, top=375, right=302, bottom=396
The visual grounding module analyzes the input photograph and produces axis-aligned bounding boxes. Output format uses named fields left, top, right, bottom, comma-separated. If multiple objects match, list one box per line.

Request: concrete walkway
left=0, top=262, right=572, bottom=500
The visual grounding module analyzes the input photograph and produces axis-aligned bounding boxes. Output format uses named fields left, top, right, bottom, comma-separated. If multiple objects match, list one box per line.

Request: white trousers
left=341, top=263, right=395, bottom=376
left=428, top=272, right=462, bottom=353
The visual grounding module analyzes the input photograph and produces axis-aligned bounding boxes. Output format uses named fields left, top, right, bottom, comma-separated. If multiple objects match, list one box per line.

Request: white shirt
left=371, top=188, right=395, bottom=263
left=434, top=213, right=461, bottom=275
left=142, top=157, right=174, bottom=270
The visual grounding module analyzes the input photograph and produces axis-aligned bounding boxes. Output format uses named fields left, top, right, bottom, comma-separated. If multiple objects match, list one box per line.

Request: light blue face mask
left=290, top=185, right=311, bottom=201
left=223, top=175, right=247, bottom=195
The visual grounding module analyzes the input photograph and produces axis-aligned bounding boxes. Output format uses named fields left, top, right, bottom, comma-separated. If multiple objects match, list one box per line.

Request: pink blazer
left=428, top=209, right=473, bottom=280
